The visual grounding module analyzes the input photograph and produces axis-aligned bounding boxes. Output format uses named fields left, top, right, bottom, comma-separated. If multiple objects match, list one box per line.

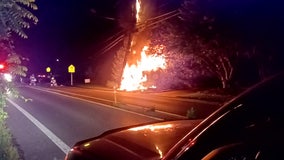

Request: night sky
left=14, top=0, right=182, bottom=78
left=14, top=0, right=283, bottom=82
left=14, top=0, right=121, bottom=75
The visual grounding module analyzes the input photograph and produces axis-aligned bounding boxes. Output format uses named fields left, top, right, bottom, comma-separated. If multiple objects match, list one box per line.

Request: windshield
left=1, top=0, right=283, bottom=160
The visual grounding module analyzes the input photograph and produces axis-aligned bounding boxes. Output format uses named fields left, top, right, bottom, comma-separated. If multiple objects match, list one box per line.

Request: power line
left=97, top=34, right=125, bottom=57
left=94, top=9, right=180, bottom=57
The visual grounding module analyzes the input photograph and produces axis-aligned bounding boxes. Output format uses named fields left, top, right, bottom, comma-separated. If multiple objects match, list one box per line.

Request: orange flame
left=119, top=46, right=166, bottom=91
left=136, top=0, right=141, bottom=23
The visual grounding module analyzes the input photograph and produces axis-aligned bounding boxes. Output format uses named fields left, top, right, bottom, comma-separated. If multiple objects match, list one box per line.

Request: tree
left=0, top=0, right=38, bottom=40
left=109, top=43, right=127, bottom=88
left=178, top=0, right=238, bottom=89
left=0, top=0, right=37, bottom=116
left=180, top=0, right=284, bottom=88
left=149, top=21, right=196, bottom=89
left=0, top=0, right=38, bottom=158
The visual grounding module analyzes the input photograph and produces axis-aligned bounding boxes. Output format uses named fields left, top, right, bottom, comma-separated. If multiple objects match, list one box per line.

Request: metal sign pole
left=68, top=64, right=75, bottom=86
left=71, top=73, right=73, bottom=86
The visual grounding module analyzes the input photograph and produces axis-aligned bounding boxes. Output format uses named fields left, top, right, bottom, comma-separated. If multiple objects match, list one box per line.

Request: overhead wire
left=94, top=9, right=180, bottom=57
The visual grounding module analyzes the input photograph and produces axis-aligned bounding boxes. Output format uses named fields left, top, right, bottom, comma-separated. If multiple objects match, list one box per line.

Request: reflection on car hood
left=68, top=120, right=202, bottom=160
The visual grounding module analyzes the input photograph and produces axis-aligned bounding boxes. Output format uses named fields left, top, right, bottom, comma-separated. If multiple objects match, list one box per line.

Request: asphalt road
left=35, top=85, right=221, bottom=119
left=6, top=86, right=160, bottom=160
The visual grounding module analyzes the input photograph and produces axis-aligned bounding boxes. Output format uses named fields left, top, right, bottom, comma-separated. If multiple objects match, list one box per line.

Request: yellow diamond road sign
left=68, top=64, right=75, bottom=73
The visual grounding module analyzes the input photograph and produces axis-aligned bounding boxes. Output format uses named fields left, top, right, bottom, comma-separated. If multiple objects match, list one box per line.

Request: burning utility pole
left=119, top=32, right=134, bottom=86
left=114, top=0, right=179, bottom=91
left=117, top=0, right=140, bottom=86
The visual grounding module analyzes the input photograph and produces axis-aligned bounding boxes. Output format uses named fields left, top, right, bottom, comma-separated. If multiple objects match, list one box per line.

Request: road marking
left=30, top=86, right=164, bottom=121
left=7, top=98, right=71, bottom=154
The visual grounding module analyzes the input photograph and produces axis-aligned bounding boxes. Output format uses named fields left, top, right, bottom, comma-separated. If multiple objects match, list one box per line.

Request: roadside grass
left=177, top=91, right=233, bottom=102
left=175, top=87, right=244, bottom=102
left=74, top=84, right=243, bottom=101
left=0, top=120, right=20, bottom=160
left=156, top=88, right=237, bottom=103
left=1, top=94, right=21, bottom=160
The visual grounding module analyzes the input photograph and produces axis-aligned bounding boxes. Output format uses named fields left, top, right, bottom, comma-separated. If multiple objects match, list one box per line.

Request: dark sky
left=13, top=0, right=284, bottom=78
left=14, top=0, right=121, bottom=75
left=14, top=0, right=182, bottom=76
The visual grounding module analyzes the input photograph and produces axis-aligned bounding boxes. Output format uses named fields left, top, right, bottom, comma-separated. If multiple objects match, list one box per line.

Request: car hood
left=67, top=119, right=202, bottom=160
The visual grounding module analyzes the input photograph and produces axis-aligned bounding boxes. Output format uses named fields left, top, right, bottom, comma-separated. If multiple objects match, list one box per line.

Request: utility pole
left=118, top=31, right=133, bottom=83
left=117, top=2, right=137, bottom=86
left=117, top=8, right=180, bottom=86
left=94, top=4, right=180, bottom=87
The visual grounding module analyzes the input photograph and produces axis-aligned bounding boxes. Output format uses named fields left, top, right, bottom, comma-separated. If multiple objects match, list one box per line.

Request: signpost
left=68, top=64, right=75, bottom=86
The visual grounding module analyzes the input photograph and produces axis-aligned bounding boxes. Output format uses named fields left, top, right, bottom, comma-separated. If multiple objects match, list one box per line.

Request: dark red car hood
left=66, top=119, right=202, bottom=160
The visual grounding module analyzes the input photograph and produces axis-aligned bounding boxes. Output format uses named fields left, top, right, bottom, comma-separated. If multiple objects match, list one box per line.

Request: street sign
left=68, top=64, right=75, bottom=86
left=68, top=64, right=75, bottom=73
left=46, top=67, right=51, bottom=73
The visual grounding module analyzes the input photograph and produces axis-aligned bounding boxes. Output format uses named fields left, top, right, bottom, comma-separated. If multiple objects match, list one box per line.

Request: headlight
left=3, top=73, right=12, bottom=82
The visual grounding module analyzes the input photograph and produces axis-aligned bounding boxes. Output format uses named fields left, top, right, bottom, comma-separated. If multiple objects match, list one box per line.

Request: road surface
left=34, top=85, right=221, bottom=119
left=6, top=86, right=160, bottom=160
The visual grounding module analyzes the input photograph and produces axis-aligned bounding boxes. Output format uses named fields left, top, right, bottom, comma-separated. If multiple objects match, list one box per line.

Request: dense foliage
left=0, top=0, right=38, bottom=159
left=149, top=0, right=284, bottom=89
left=108, top=0, right=284, bottom=90
left=0, top=0, right=38, bottom=39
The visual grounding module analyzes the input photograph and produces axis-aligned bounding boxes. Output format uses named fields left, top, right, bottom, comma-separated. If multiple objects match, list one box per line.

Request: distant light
left=56, top=58, right=60, bottom=62
left=38, top=74, right=46, bottom=78
left=4, top=73, right=12, bottom=82
left=0, top=63, right=6, bottom=72
left=0, top=64, right=4, bottom=69
left=46, top=67, right=51, bottom=73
